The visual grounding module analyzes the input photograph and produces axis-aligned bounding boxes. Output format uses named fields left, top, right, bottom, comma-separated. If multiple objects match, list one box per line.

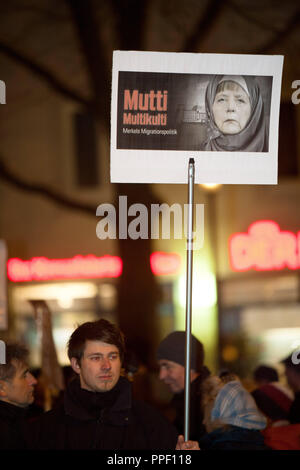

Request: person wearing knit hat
left=157, top=331, right=210, bottom=441
left=157, top=331, right=204, bottom=388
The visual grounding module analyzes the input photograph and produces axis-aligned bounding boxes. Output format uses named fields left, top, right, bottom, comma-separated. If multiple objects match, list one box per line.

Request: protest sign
left=111, top=51, right=283, bottom=184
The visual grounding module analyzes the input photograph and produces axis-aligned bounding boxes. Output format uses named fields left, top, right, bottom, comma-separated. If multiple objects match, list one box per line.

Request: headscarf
left=211, top=380, right=267, bottom=430
left=203, top=75, right=268, bottom=152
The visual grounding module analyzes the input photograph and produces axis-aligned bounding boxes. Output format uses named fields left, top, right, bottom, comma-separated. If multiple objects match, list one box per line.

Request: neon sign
left=229, top=220, right=300, bottom=272
left=150, top=251, right=181, bottom=276
left=7, top=255, right=123, bottom=282
left=7, top=252, right=182, bottom=282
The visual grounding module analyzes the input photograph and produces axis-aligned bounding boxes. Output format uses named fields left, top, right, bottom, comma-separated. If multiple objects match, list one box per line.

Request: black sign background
left=116, top=72, right=272, bottom=152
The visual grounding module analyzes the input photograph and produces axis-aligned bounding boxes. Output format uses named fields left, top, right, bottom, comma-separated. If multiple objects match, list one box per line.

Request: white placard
left=111, top=51, right=283, bottom=184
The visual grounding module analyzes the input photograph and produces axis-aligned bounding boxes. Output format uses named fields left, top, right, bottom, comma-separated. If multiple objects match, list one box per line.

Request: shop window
left=73, top=111, right=100, bottom=187
left=10, top=281, right=118, bottom=366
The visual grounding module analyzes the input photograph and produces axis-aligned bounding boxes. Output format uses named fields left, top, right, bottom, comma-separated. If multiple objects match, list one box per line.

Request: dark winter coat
left=198, top=424, right=269, bottom=450
left=0, top=400, right=27, bottom=449
left=289, top=391, right=300, bottom=424
left=27, top=376, right=178, bottom=450
left=170, top=366, right=210, bottom=441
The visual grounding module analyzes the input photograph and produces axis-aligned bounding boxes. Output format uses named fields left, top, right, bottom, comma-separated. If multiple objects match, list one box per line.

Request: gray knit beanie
left=157, top=331, right=204, bottom=371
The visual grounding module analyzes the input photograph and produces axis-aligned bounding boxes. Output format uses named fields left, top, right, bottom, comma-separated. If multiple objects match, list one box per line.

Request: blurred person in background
left=261, top=355, right=300, bottom=450
left=0, top=343, right=37, bottom=449
left=281, top=352, right=300, bottom=424
left=218, top=369, right=240, bottom=384
left=29, top=300, right=65, bottom=411
left=157, top=331, right=210, bottom=441
left=253, top=365, right=279, bottom=386
left=251, top=364, right=294, bottom=426
left=199, top=375, right=268, bottom=450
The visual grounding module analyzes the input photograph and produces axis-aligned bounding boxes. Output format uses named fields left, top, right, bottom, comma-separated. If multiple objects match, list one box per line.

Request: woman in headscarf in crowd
left=199, top=375, right=268, bottom=449
left=202, top=75, right=268, bottom=152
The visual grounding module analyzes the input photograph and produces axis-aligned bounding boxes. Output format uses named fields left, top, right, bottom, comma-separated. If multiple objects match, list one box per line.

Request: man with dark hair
left=28, top=319, right=180, bottom=449
left=253, top=365, right=279, bottom=386
left=157, top=331, right=210, bottom=441
left=281, top=352, right=300, bottom=424
left=0, top=343, right=37, bottom=449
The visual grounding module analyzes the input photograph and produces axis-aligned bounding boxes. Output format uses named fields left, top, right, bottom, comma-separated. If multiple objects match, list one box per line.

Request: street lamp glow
left=199, top=183, right=222, bottom=192
left=178, top=271, right=217, bottom=309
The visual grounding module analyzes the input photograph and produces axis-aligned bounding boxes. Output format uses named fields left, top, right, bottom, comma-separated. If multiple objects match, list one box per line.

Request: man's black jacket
left=0, top=400, right=27, bottom=450
left=27, top=376, right=178, bottom=450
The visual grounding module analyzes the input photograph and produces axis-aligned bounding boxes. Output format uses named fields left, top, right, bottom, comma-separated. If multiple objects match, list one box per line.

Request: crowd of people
left=0, top=318, right=299, bottom=450
left=156, top=331, right=300, bottom=450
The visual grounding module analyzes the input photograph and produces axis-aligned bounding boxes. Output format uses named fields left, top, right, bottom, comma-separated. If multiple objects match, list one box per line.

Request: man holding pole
left=157, top=331, right=210, bottom=442
left=27, top=318, right=199, bottom=450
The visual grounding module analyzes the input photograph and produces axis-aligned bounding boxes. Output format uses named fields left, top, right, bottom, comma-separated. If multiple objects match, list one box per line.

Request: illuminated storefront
left=7, top=252, right=183, bottom=367
left=219, top=220, right=300, bottom=377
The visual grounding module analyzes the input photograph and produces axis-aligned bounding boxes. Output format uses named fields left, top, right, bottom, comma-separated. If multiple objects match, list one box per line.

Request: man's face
left=212, top=84, right=251, bottom=134
left=158, top=359, right=185, bottom=394
left=71, top=340, right=121, bottom=393
left=1, top=360, right=37, bottom=408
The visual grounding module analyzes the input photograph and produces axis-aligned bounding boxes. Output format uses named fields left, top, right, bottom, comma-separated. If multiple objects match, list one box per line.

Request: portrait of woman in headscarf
left=202, top=75, right=269, bottom=152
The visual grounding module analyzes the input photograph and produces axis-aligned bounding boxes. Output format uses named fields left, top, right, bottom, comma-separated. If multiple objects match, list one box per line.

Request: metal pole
left=184, top=158, right=195, bottom=441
